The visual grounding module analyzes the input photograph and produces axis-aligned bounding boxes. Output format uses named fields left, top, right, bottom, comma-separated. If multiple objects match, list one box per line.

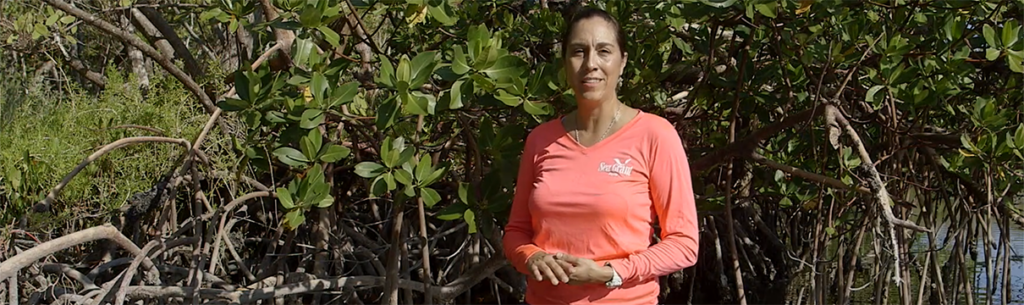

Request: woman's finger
left=547, top=260, right=571, bottom=283
left=530, top=263, right=543, bottom=281
left=538, top=261, right=560, bottom=285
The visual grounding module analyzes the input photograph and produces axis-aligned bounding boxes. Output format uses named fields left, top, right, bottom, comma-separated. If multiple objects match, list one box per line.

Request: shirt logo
left=598, top=158, right=634, bottom=177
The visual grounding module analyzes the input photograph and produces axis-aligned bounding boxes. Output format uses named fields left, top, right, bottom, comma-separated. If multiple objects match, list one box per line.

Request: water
left=973, top=220, right=1024, bottom=304
left=918, top=218, right=1024, bottom=304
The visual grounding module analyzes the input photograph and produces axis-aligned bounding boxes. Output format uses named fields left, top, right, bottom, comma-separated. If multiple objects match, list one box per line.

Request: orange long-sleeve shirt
left=502, top=111, right=700, bottom=305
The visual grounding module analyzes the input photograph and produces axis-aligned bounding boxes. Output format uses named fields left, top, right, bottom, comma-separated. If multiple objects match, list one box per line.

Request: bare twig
left=35, top=136, right=191, bottom=213
left=9, top=273, right=18, bottom=305
left=748, top=152, right=871, bottom=194
left=723, top=46, right=747, bottom=305
left=691, top=106, right=827, bottom=172
left=824, top=104, right=928, bottom=289
left=41, top=264, right=97, bottom=291
left=0, top=225, right=156, bottom=283
left=112, top=241, right=161, bottom=305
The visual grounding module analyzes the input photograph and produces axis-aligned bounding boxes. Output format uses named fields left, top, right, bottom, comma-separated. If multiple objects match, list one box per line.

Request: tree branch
left=137, top=5, right=204, bottom=78
left=35, top=136, right=191, bottom=213
left=66, top=58, right=106, bottom=88
left=748, top=152, right=871, bottom=195
left=691, top=106, right=827, bottom=173
left=41, top=0, right=216, bottom=114
left=825, top=105, right=929, bottom=233
left=0, top=225, right=157, bottom=283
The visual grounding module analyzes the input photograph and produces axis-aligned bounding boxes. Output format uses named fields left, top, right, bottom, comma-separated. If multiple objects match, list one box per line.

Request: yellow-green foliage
left=0, top=67, right=212, bottom=226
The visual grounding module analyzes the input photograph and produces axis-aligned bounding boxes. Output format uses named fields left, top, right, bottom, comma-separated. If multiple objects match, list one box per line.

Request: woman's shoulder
left=632, top=111, right=678, bottom=137
left=519, top=116, right=568, bottom=149
left=525, top=116, right=568, bottom=139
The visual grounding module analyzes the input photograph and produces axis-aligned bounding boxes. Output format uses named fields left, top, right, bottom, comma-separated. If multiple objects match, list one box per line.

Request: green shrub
left=0, top=67, right=218, bottom=227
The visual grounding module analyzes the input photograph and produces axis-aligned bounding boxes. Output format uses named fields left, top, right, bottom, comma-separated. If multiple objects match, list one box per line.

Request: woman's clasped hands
left=525, top=252, right=615, bottom=286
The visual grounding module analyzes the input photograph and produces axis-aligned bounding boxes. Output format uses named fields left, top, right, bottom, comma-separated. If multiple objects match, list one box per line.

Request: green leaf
left=376, top=56, right=395, bottom=88
left=421, top=187, right=441, bottom=207
left=299, top=4, right=323, bottom=27
left=7, top=168, right=20, bottom=190
left=983, top=24, right=999, bottom=48
left=410, top=51, right=438, bottom=88
left=32, top=23, right=50, bottom=40
left=1014, top=124, right=1024, bottom=148
left=397, top=55, right=412, bottom=83
left=301, top=136, right=318, bottom=161
left=376, top=96, right=400, bottom=130
left=284, top=209, right=306, bottom=230
left=318, top=25, right=341, bottom=49
left=467, top=25, right=491, bottom=61
left=273, top=147, right=310, bottom=167
left=458, top=182, right=473, bottom=205
left=415, top=154, right=433, bottom=182
left=481, top=55, right=527, bottom=79
left=370, top=175, right=389, bottom=197
left=317, top=195, right=334, bottom=208
left=961, top=134, right=982, bottom=155
left=865, top=85, right=885, bottom=105
left=383, top=172, right=397, bottom=191
left=217, top=98, right=250, bottom=112
left=311, top=72, right=329, bottom=104
left=436, top=203, right=468, bottom=220
left=523, top=100, right=552, bottom=115
left=944, top=15, right=963, bottom=41
left=307, top=129, right=324, bottom=156
left=381, top=137, right=396, bottom=168
left=308, top=164, right=326, bottom=187
left=330, top=82, right=359, bottom=107
left=398, top=146, right=416, bottom=167
left=1008, top=53, right=1023, bottom=73
left=987, top=48, right=1001, bottom=61
left=464, top=209, right=477, bottom=233
left=59, top=16, right=75, bottom=24
left=300, top=109, right=325, bottom=129
left=420, top=165, right=447, bottom=187
left=355, top=162, right=386, bottom=178
left=700, top=0, right=737, bottom=8
left=495, top=90, right=522, bottom=107
left=447, top=79, right=466, bottom=109
left=319, top=144, right=351, bottom=162
left=1002, top=20, right=1019, bottom=48
left=395, top=168, right=414, bottom=185
left=780, top=197, right=793, bottom=207
left=277, top=187, right=295, bottom=209
left=398, top=92, right=421, bottom=116
left=754, top=3, right=776, bottom=18
left=46, top=12, right=59, bottom=26
left=452, top=46, right=471, bottom=75
left=427, top=1, right=456, bottom=25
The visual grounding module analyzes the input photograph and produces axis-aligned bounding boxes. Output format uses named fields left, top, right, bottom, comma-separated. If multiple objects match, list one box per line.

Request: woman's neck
left=574, top=98, right=622, bottom=132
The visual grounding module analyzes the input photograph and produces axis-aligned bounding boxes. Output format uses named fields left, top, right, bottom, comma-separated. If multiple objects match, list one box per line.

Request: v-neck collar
left=559, top=110, right=645, bottom=153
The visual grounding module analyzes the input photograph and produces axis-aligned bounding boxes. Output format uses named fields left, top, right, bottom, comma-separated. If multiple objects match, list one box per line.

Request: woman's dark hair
left=560, top=7, right=627, bottom=58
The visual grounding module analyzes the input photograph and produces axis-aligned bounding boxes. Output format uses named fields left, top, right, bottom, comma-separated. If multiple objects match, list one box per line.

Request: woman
left=501, top=7, right=700, bottom=305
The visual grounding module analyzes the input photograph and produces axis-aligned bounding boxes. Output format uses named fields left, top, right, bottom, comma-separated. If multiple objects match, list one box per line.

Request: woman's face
left=564, top=17, right=626, bottom=104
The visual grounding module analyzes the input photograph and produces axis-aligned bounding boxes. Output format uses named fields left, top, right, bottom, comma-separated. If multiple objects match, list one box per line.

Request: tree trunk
left=119, top=13, right=149, bottom=93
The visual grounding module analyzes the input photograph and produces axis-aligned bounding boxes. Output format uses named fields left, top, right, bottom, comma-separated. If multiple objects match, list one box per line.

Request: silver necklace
left=573, top=103, right=621, bottom=143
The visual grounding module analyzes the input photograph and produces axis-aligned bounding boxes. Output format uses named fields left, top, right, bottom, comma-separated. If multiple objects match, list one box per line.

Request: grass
left=0, top=64, right=218, bottom=230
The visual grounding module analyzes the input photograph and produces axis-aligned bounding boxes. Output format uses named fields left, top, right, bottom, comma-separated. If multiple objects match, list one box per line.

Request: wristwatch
left=604, top=262, right=622, bottom=288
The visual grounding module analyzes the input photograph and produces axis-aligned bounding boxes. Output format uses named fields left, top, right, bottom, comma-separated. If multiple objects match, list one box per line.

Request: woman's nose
left=584, top=52, right=598, bottom=70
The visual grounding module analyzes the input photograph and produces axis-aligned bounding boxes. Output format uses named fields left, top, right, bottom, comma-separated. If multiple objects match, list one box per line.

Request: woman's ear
left=619, top=52, right=628, bottom=75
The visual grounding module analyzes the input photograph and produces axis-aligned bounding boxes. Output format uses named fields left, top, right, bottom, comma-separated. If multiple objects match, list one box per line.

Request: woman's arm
left=502, top=135, right=544, bottom=275
left=605, top=120, right=700, bottom=284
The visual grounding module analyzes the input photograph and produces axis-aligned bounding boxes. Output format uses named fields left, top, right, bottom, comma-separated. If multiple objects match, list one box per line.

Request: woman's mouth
left=581, top=77, right=603, bottom=87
